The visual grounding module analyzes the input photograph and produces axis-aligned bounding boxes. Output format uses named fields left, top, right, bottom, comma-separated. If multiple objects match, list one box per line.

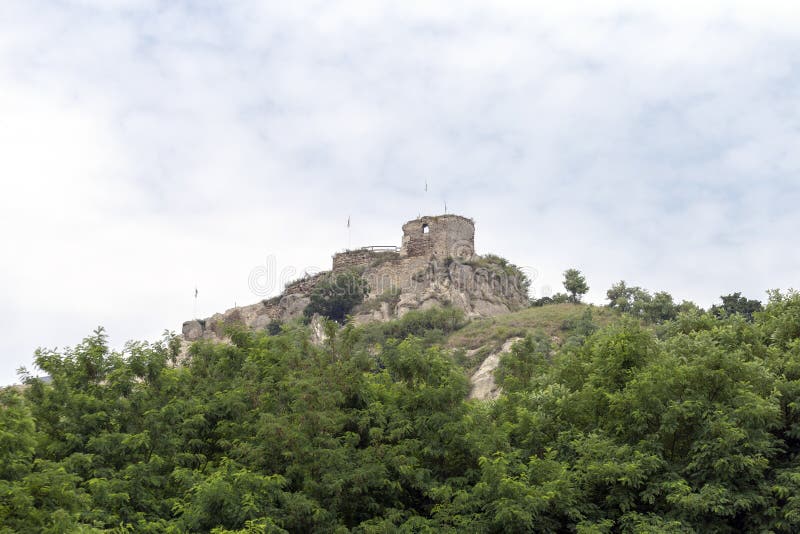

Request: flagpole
left=424, top=179, right=427, bottom=216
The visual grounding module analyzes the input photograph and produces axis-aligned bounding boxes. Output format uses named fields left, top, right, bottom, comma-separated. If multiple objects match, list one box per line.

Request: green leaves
left=7, top=294, right=800, bottom=530
left=563, top=269, right=589, bottom=304
left=304, top=270, right=370, bottom=323
left=173, top=459, right=288, bottom=532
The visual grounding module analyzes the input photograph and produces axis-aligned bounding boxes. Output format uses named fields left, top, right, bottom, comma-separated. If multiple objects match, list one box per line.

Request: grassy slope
left=447, top=303, right=619, bottom=359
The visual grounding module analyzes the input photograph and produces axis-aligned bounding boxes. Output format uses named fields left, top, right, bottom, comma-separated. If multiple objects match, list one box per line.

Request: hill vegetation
left=3, top=282, right=800, bottom=532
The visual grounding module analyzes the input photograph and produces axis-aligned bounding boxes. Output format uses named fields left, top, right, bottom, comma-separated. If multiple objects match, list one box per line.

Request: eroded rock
left=468, top=337, right=523, bottom=401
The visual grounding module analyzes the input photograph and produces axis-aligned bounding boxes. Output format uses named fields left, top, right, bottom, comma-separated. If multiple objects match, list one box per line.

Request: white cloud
left=1, top=1, right=799, bottom=384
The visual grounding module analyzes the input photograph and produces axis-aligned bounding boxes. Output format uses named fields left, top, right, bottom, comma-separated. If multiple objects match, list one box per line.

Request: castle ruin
left=330, top=214, right=475, bottom=272
left=182, top=214, right=528, bottom=342
left=401, top=214, right=475, bottom=260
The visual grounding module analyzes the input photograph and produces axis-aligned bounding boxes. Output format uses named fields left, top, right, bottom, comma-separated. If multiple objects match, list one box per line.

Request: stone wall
left=332, top=249, right=401, bottom=271
left=363, top=255, right=430, bottom=297
left=400, top=214, right=475, bottom=260
left=332, top=249, right=376, bottom=271
left=284, top=272, right=327, bottom=295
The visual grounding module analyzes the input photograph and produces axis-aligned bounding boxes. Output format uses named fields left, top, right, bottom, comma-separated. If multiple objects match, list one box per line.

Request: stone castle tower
left=400, top=214, right=475, bottom=260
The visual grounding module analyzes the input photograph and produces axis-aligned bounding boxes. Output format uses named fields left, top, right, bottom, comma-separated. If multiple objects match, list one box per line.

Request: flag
left=347, top=216, right=350, bottom=228
left=194, top=287, right=198, bottom=298
left=425, top=180, right=428, bottom=192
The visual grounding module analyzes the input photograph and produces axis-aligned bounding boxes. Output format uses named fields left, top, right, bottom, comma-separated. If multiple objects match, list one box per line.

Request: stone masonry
left=400, top=214, right=475, bottom=260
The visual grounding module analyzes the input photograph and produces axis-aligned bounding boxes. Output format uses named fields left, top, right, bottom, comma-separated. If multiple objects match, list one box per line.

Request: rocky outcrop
left=182, top=291, right=310, bottom=341
left=468, top=337, right=523, bottom=401
left=182, top=214, right=529, bottom=342
left=390, top=259, right=528, bottom=318
left=183, top=254, right=529, bottom=342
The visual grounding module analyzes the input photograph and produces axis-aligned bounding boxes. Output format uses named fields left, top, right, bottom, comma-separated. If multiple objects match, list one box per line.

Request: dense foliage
left=531, top=268, right=589, bottom=307
left=605, top=281, right=704, bottom=324
left=710, top=292, right=764, bottom=322
left=358, top=306, right=467, bottom=348
left=304, top=270, right=369, bottom=323
left=563, top=269, right=589, bottom=304
left=4, top=292, right=800, bottom=532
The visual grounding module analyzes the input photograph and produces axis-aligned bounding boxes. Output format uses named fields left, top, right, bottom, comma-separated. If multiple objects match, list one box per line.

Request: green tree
left=303, top=270, right=369, bottom=323
left=606, top=281, right=679, bottom=323
left=10, top=287, right=800, bottom=531
left=606, top=280, right=635, bottom=311
left=644, top=291, right=677, bottom=323
left=496, top=333, right=552, bottom=393
left=710, top=292, right=763, bottom=321
left=563, top=269, right=589, bottom=303
left=551, top=293, right=571, bottom=304
left=606, top=280, right=651, bottom=316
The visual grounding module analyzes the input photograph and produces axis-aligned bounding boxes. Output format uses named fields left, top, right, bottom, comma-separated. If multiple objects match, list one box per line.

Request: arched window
left=422, top=224, right=430, bottom=234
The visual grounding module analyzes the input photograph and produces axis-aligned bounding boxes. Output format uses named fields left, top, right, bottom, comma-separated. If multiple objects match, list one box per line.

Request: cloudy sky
left=1, top=1, right=799, bottom=384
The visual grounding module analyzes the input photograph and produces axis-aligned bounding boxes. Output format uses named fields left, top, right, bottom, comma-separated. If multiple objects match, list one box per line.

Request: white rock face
left=468, top=337, right=523, bottom=401
left=308, top=314, right=328, bottom=345
left=183, top=255, right=528, bottom=343
left=368, top=259, right=528, bottom=321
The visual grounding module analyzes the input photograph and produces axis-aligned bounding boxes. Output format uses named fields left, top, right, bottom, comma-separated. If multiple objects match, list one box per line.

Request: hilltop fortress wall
left=182, top=214, right=527, bottom=342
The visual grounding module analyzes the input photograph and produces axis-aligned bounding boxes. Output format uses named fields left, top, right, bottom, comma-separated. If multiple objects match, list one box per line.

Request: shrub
left=303, top=270, right=369, bottom=323
left=359, top=306, right=468, bottom=347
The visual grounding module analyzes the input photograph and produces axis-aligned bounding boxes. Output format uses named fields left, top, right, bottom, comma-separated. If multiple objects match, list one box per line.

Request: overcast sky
left=1, top=1, right=799, bottom=384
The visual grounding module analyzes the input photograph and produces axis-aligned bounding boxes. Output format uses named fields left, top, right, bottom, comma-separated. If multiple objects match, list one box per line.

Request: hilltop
left=182, top=214, right=529, bottom=343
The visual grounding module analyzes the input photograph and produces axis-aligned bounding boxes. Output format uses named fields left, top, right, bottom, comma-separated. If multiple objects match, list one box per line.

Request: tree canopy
left=303, top=270, right=369, bottom=323
left=563, top=268, right=589, bottom=303
left=4, top=291, right=800, bottom=531
left=710, top=292, right=763, bottom=321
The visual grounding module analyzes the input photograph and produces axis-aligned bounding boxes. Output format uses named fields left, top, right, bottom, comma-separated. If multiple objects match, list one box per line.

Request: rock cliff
left=182, top=214, right=529, bottom=342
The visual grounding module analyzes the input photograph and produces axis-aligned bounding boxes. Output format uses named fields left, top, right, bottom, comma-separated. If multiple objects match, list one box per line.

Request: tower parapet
left=400, top=214, right=475, bottom=260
